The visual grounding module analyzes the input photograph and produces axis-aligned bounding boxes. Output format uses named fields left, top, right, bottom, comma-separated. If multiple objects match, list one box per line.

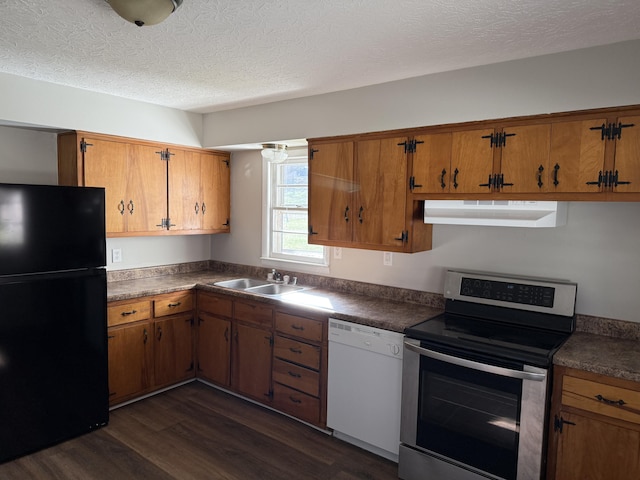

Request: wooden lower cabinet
left=196, top=291, right=328, bottom=428
left=233, top=321, right=273, bottom=402
left=107, top=291, right=195, bottom=406
left=547, top=366, right=640, bottom=480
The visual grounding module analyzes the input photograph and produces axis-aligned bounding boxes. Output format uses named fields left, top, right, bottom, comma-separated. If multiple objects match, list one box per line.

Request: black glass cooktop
left=405, top=312, right=572, bottom=367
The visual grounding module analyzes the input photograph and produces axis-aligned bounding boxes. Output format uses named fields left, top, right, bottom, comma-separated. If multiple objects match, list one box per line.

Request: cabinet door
left=154, top=313, right=195, bottom=387
left=233, top=322, right=273, bottom=402
left=354, top=137, right=407, bottom=247
left=612, top=116, right=640, bottom=193
left=201, top=152, right=230, bottom=231
left=197, top=312, right=231, bottom=386
left=451, top=128, right=496, bottom=193
left=549, top=119, right=608, bottom=193
left=169, top=149, right=202, bottom=231
left=554, top=410, right=640, bottom=480
left=412, top=133, right=453, bottom=193
left=83, top=137, right=128, bottom=233
left=308, top=142, right=354, bottom=243
left=107, top=321, right=153, bottom=404
left=126, top=144, right=168, bottom=233
left=500, top=124, right=551, bottom=193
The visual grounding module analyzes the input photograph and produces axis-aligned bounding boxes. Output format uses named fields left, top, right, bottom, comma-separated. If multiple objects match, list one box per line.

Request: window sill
left=260, top=256, right=330, bottom=275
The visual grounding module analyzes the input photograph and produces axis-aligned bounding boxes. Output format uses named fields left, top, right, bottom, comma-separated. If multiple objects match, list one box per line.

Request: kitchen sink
left=213, top=278, right=271, bottom=289
left=212, top=278, right=306, bottom=296
left=244, top=283, right=305, bottom=296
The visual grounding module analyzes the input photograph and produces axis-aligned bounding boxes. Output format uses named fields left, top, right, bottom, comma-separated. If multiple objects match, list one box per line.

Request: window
left=263, top=149, right=327, bottom=266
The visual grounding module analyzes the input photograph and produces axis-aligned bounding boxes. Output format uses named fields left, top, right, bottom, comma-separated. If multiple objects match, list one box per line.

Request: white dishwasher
left=327, top=318, right=404, bottom=462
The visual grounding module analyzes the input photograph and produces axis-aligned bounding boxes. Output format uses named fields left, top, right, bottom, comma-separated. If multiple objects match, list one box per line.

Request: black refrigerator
left=0, top=183, right=109, bottom=463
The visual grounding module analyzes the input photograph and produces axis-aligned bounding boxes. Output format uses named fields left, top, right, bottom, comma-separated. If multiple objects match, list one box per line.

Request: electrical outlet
left=334, top=247, right=342, bottom=260
left=383, top=251, right=392, bottom=266
left=112, top=248, right=122, bottom=263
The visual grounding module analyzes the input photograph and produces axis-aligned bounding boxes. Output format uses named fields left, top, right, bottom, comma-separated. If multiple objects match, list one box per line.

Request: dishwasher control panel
left=329, top=318, right=404, bottom=359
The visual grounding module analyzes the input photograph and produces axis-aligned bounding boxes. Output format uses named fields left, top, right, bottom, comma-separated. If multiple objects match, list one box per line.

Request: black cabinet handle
left=358, top=206, right=364, bottom=224
left=344, top=206, right=350, bottom=223
left=201, top=202, right=206, bottom=214
left=121, top=309, right=137, bottom=316
left=224, top=327, right=229, bottom=342
left=452, top=168, right=459, bottom=189
left=194, top=202, right=199, bottom=214
left=595, top=394, right=626, bottom=406
left=128, top=200, right=134, bottom=215
left=439, top=169, right=447, bottom=189
left=118, top=200, right=125, bottom=215
left=537, top=165, right=544, bottom=188
left=157, top=327, right=162, bottom=341
left=553, top=164, right=560, bottom=186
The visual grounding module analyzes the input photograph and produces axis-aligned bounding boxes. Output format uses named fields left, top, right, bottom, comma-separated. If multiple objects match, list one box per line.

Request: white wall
left=0, top=73, right=203, bottom=147
left=203, top=40, right=640, bottom=147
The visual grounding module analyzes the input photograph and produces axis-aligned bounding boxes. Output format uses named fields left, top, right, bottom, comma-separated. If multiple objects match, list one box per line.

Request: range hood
left=424, top=200, right=567, bottom=227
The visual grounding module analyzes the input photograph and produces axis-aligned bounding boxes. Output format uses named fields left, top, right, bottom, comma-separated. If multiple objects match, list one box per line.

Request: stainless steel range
left=399, top=270, right=577, bottom=480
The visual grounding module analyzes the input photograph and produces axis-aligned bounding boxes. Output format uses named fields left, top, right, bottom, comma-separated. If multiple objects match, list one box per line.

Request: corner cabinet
left=57, top=131, right=230, bottom=237
left=307, top=137, right=432, bottom=253
left=107, top=291, right=195, bottom=406
left=546, top=366, right=640, bottom=480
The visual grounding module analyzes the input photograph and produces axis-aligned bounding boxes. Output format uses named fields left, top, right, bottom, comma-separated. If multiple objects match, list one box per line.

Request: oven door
left=400, top=338, right=548, bottom=480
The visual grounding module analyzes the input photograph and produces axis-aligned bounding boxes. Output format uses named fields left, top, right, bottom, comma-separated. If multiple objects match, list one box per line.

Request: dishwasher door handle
left=404, top=341, right=546, bottom=382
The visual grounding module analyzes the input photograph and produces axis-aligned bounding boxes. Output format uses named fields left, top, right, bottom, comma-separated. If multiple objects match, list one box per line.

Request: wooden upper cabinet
left=549, top=118, right=608, bottom=193
left=82, top=137, right=129, bottom=233
left=451, top=128, right=496, bottom=194
left=125, top=143, right=168, bottom=233
left=169, top=150, right=230, bottom=233
left=411, top=133, right=452, bottom=194
left=612, top=115, right=640, bottom=193
left=57, top=131, right=231, bottom=237
left=308, top=141, right=354, bottom=244
left=500, top=124, right=551, bottom=194
left=354, top=137, right=407, bottom=247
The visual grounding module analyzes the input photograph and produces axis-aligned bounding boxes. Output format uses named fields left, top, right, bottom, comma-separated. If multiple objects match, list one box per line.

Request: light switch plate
left=383, top=251, right=392, bottom=266
left=334, top=247, right=342, bottom=260
left=112, top=248, right=122, bottom=263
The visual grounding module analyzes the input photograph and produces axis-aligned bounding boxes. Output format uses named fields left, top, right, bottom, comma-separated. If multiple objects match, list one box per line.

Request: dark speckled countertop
left=108, top=262, right=640, bottom=380
left=107, top=268, right=443, bottom=333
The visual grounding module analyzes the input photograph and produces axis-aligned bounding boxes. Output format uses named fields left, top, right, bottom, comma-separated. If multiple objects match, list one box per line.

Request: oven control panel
left=461, top=277, right=555, bottom=307
left=444, top=269, right=577, bottom=317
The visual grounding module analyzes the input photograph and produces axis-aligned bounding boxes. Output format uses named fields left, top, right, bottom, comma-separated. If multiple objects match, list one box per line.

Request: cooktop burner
left=405, top=270, right=577, bottom=367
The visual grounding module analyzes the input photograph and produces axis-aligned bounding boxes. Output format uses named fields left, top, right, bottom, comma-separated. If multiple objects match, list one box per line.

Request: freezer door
left=0, top=183, right=106, bottom=275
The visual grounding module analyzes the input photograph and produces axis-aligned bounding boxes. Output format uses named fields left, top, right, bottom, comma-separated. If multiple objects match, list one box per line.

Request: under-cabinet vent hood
left=424, top=200, right=567, bottom=227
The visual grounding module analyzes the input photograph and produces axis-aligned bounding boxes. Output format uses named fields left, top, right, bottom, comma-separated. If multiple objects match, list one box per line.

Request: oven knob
left=390, top=343, right=401, bottom=356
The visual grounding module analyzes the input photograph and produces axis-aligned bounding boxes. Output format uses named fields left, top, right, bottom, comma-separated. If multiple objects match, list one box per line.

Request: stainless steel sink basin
left=212, top=278, right=306, bottom=296
left=213, top=278, right=270, bottom=289
left=245, top=283, right=305, bottom=296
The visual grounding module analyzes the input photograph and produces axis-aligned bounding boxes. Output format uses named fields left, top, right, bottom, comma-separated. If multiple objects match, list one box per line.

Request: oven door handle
left=404, top=341, right=547, bottom=382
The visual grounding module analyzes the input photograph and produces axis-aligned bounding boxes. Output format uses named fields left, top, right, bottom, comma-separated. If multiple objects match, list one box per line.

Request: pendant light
left=261, top=144, right=288, bottom=163
left=107, top=0, right=183, bottom=27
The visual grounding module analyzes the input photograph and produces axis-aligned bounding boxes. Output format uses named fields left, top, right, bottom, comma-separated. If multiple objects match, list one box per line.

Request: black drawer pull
left=289, top=348, right=302, bottom=354
left=595, top=394, right=626, bottom=406
left=288, top=371, right=302, bottom=378
left=289, top=396, right=302, bottom=404
left=291, top=325, right=304, bottom=331
left=121, top=310, right=137, bottom=316
left=168, top=302, right=182, bottom=308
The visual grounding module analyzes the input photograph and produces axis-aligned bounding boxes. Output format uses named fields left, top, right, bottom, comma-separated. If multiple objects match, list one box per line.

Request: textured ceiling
left=2, top=0, right=640, bottom=114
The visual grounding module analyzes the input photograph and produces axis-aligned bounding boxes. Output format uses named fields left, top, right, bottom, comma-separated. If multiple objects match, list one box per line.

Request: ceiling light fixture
left=107, top=0, right=183, bottom=27
left=261, top=143, right=288, bottom=163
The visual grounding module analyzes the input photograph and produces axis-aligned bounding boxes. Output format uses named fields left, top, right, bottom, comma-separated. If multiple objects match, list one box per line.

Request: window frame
left=261, top=148, right=328, bottom=269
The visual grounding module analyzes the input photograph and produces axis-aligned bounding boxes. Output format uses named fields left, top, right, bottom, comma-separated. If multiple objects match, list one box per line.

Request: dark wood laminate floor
left=0, top=382, right=399, bottom=479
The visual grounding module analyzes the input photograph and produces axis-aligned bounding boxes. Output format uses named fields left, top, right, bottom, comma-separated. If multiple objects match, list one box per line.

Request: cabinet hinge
left=223, top=159, right=230, bottom=167
left=155, top=148, right=174, bottom=161
left=265, top=389, right=274, bottom=400
left=553, top=414, right=576, bottom=433
left=187, top=361, right=194, bottom=372
left=394, top=231, right=408, bottom=243
left=308, top=225, right=318, bottom=235
left=222, top=218, right=230, bottom=227
left=309, top=148, right=319, bottom=160
left=413, top=139, right=424, bottom=152
left=80, top=140, right=93, bottom=153
left=156, top=217, right=176, bottom=229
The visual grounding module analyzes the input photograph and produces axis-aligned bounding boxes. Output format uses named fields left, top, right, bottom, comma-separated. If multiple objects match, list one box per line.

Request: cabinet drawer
left=108, top=300, right=151, bottom=327
left=562, top=375, right=640, bottom=425
left=154, top=292, right=193, bottom=317
left=198, top=292, right=232, bottom=318
left=274, top=335, right=320, bottom=370
left=272, top=382, right=320, bottom=425
left=273, top=358, right=320, bottom=397
left=275, top=312, right=323, bottom=343
left=235, top=300, right=273, bottom=327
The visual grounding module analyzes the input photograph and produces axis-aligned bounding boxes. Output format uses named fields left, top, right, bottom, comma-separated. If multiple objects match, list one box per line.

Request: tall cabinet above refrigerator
left=0, top=183, right=108, bottom=463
